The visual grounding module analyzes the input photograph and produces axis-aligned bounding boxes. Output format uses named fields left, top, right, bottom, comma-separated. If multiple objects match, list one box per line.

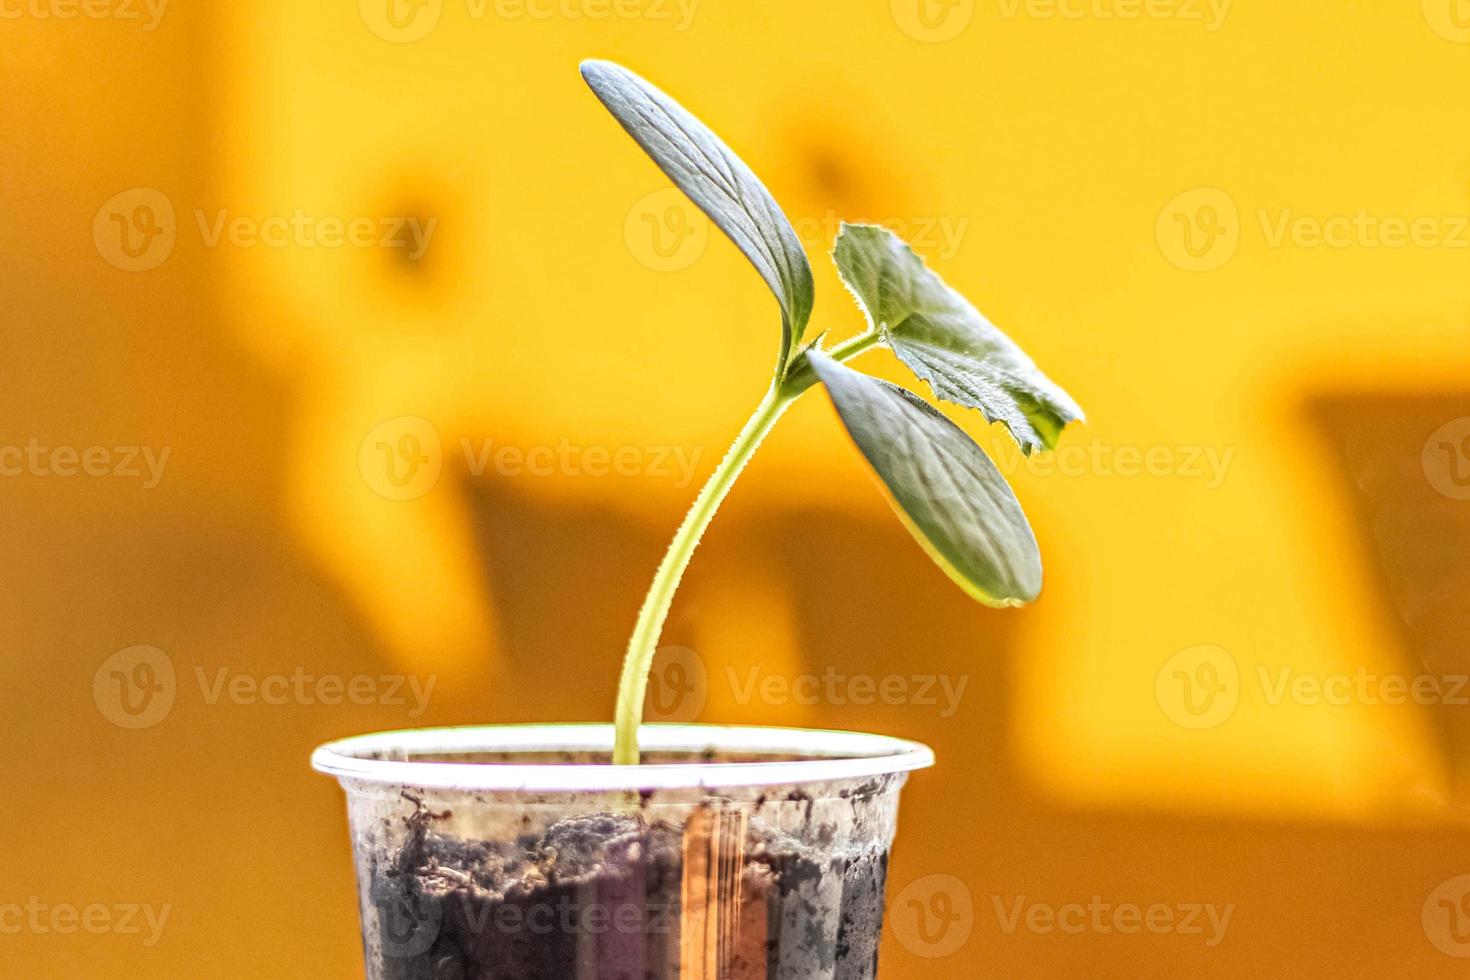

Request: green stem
left=612, top=330, right=881, bottom=765
left=827, top=329, right=884, bottom=362
left=780, top=329, right=883, bottom=398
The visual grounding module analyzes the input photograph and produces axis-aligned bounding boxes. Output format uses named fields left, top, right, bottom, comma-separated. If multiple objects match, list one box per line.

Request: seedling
left=581, top=61, right=1084, bottom=765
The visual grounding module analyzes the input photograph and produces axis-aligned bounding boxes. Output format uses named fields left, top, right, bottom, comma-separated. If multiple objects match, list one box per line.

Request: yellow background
left=4, top=0, right=1470, bottom=975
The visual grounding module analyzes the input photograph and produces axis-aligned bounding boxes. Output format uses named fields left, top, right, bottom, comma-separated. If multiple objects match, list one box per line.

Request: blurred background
left=4, top=0, right=1470, bottom=975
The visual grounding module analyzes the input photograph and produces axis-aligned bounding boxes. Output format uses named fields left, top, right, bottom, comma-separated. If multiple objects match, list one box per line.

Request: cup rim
left=311, top=723, right=935, bottom=793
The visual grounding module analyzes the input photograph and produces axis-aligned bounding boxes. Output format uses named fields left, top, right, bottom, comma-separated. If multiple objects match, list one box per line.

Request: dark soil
left=367, top=796, right=891, bottom=979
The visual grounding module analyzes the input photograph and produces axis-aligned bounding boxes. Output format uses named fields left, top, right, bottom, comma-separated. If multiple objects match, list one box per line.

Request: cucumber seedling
left=581, top=60, right=1084, bottom=765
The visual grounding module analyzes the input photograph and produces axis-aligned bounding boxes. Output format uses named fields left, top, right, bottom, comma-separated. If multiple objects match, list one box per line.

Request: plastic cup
left=312, top=723, right=935, bottom=978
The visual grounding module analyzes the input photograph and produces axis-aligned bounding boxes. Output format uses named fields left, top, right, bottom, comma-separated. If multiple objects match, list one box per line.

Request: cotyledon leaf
left=807, top=350, right=1042, bottom=607
left=581, top=60, right=815, bottom=370
left=832, top=223, right=1082, bottom=455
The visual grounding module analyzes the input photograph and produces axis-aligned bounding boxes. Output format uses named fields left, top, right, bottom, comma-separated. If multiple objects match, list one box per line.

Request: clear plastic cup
left=312, top=723, right=934, bottom=979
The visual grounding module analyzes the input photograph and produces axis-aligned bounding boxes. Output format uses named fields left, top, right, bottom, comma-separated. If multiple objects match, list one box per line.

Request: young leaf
left=581, top=60, right=815, bottom=369
left=832, top=223, right=1082, bottom=455
left=807, top=350, right=1042, bottom=607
